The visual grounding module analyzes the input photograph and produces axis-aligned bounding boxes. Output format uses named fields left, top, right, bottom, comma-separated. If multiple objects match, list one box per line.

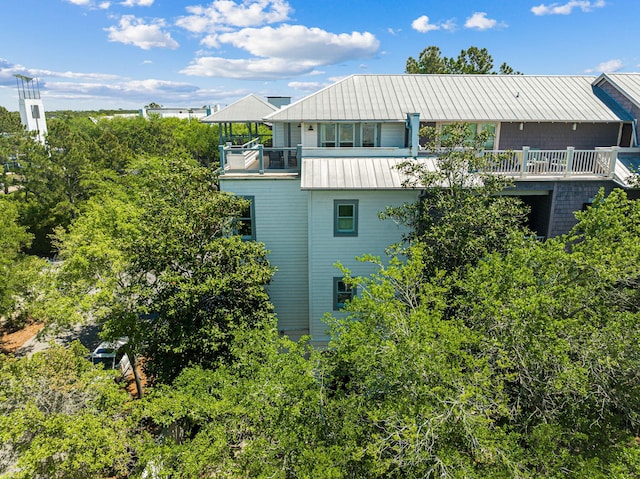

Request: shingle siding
left=547, top=181, right=617, bottom=237
left=499, top=122, right=620, bottom=150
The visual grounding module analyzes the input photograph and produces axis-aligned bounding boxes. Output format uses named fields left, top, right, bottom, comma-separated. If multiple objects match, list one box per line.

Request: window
left=320, top=123, right=336, bottom=147
left=236, top=196, right=255, bottom=240
left=321, top=123, right=361, bottom=147
left=334, top=200, right=358, bottom=236
left=333, top=277, right=356, bottom=310
left=338, top=124, right=354, bottom=147
left=361, top=124, right=377, bottom=147
left=437, top=122, right=497, bottom=149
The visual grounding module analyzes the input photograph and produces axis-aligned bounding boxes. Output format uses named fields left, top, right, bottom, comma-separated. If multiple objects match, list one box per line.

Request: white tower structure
left=15, top=74, right=47, bottom=145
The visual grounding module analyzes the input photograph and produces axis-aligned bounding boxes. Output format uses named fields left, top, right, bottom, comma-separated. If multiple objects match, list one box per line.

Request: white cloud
left=411, top=16, right=441, bottom=33
left=531, top=0, right=605, bottom=15
left=217, top=25, right=379, bottom=63
left=106, top=15, right=179, bottom=50
left=120, top=0, right=154, bottom=6
left=288, top=81, right=327, bottom=92
left=180, top=56, right=315, bottom=79
left=0, top=59, right=122, bottom=87
left=65, top=0, right=110, bottom=8
left=465, top=12, right=505, bottom=30
left=176, top=0, right=292, bottom=33
left=585, top=59, right=623, bottom=73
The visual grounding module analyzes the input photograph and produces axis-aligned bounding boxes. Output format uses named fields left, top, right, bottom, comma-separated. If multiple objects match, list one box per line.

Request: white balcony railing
left=481, top=146, right=616, bottom=178
left=219, top=144, right=621, bottom=179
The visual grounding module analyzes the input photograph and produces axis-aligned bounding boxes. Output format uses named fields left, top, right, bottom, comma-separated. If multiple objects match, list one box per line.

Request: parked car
left=90, top=337, right=131, bottom=375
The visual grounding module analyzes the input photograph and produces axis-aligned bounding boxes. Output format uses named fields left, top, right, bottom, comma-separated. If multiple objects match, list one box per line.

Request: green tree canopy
left=50, top=155, right=275, bottom=386
left=406, top=45, right=520, bottom=74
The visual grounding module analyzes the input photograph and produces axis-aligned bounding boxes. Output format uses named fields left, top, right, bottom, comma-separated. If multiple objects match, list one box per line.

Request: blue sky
left=0, top=0, right=636, bottom=111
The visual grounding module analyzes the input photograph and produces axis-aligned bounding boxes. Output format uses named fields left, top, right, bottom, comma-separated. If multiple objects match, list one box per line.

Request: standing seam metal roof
left=201, top=94, right=278, bottom=123
left=265, top=74, right=626, bottom=123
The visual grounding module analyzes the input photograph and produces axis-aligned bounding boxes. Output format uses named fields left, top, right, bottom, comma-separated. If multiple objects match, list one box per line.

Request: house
left=140, top=106, right=213, bottom=121
left=214, top=74, right=640, bottom=344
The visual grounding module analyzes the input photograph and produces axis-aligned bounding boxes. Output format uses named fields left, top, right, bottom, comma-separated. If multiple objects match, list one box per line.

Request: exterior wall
left=141, top=107, right=211, bottom=120
left=272, top=122, right=286, bottom=147
left=18, top=98, right=47, bottom=144
left=219, top=177, right=310, bottom=339
left=380, top=123, right=405, bottom=148
left=511, top=180, right=619, bottom=237
left=307, top=189, right=419, bottom=343
left=546, top=180, right=618, bottom=237
left=499, top=122, right=620, bottom=150
left=598, top=82, right=640, bottom=120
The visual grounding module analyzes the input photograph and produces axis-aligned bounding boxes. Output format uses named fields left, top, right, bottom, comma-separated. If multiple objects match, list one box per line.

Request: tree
left=0, top=342, right=136, bottom=478
left=405, top=46, right=520, bottom=75
left=50, top=155, right=276, bottom=386
left=0, top=197, right=46, bottom=326
left=383, top=122, right=530, bottom=277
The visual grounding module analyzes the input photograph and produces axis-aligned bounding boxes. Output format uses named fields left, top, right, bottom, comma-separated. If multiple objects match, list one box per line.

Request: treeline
left=1, top=119, right=640, bottom=477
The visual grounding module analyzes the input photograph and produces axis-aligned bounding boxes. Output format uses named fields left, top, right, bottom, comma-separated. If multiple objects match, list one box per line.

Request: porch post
left=219, top=145, right=225, bottom=173
left=609, top=146, right=619, bottom=177
left=258, top=144, right=264, bottom=174
left=521, top=146, right=529, bottom=177
left=564, top=146, right=574, bottom=177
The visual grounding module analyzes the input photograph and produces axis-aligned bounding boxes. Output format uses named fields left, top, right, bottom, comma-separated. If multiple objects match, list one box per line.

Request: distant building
left=139, top=106, right=213, bottom=120
left=15, top=74, right=47, bottom=145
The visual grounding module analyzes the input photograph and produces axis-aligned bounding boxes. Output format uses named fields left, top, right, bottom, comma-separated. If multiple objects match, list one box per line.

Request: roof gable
left=202, top=94, right=278, bottom=123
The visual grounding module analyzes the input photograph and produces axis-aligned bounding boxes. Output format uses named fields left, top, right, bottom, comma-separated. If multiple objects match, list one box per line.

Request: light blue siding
left=219, top=177, right=310, bottom=339
left=307, top=189, right=418, bottom=342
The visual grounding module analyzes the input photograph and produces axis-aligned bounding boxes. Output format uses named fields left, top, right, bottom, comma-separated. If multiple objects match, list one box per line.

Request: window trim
left=333, top=277, right=356, bottom=311
left=236, top=195, right=255, bottom=240
left=334, top=199, right=358, bottom=237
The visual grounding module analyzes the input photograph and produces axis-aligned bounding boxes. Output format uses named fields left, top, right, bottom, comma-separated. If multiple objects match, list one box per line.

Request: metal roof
left=595, top=73, right=640, bottom=110
left=266, top=74, right=626, bottom=123
left=202, top=94, right=277, bottom=123
left=301, top=157, right=435, bottom=190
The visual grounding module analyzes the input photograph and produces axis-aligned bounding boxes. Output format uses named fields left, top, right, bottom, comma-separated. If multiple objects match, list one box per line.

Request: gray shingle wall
left=547, top=181, right=616, bottom=237
left=598, top=82, right=640, bottom=119
left=499, top=122, right=619, bottom=150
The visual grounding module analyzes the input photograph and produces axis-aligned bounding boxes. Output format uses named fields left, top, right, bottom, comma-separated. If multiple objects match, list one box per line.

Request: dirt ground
left=0, top=321, right=45, bottom=353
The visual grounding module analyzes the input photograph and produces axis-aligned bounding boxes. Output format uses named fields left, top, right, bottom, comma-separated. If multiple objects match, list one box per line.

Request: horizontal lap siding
left=308, top=189, right=419, bottom=343
left=220, top=178, right=310, bottom=338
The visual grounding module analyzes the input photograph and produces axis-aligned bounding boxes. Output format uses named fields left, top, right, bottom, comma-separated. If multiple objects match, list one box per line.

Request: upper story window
left=334, top=199, right=358, bottom=237
left=320, top=123, right=377, bottom=148
left=438, top=122, right=497, bottom=149
left=235, top=196, right=255, bottom=240
left=362, top=124, right=377, bottom=147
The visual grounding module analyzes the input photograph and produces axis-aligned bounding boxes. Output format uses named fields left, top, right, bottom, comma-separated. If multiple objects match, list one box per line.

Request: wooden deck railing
left=219, top=144, right=620, bottom=179
left=481, top=146, right=616, bottom=178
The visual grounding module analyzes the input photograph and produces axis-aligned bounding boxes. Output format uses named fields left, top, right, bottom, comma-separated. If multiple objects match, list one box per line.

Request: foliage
left=0, top=198, right=46, bottom=326
left=134, top=331, right=325, bottom=478
left=405, top=45, right=520, bottom=75
left=50, top=155, right=276, bottom=385
left=383, top=122, right=530, bottom=277
left=5, top=114, right=219, bottom=256
left=0, top=342, right=136, bottom=478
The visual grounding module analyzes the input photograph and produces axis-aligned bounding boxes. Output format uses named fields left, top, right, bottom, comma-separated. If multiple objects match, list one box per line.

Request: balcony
left=480, top=146, right=618, bottom=179
left=219, top=142, right=628, bottom=182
